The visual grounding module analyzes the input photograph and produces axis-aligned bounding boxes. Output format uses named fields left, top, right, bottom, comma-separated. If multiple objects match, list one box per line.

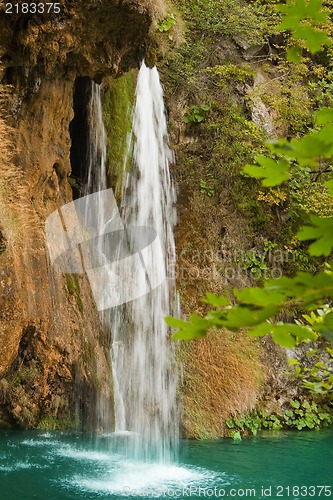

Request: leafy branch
left=277, top=0, right=331, bottom=61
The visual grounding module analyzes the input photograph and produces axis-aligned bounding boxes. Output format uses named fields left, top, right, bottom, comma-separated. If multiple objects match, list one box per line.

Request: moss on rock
left=102, top=72, right=136, bottom=199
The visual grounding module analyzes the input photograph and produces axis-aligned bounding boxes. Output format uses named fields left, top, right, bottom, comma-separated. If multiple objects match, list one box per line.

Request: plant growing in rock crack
left=199, top=179, right=214, bottom=197
left=157, top=13, right=176, bottom=33
left=184, top=104, right=210, bottom=124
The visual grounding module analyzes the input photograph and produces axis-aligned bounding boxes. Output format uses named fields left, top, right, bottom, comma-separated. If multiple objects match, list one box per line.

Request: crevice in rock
left=0, top=227, right=7, bottom=254
left=17, top=325, right=38, bottom=365
left=2, top=66, right=21, bottom=87
left=69, top=77, right=93, bottom=199
left=53, top=162, right=66, bottom=181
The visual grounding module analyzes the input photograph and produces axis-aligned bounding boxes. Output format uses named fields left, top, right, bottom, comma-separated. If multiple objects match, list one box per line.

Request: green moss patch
left=102, top=72, right=136, bottom=198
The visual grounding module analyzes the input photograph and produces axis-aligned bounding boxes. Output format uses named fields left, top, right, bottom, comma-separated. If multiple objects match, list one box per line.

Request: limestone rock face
left=0, top=0, right=153, bottom=81
left=0, top=0, right=154, bottom=428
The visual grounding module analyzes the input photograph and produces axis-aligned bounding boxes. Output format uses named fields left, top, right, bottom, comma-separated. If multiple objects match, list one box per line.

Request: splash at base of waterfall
left=83, top=62, right=179, bottom=463
left=3, top=429, right=331, bottom=500
left=104, top=62, right=179, bottom=463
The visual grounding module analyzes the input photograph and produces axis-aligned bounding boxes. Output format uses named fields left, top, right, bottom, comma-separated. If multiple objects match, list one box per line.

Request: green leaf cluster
left=276, top=0, right=331, bottom=60
left=226, top=400, right=332, bottom=440
left=242, top=250, right=267, bottom=276
left=287, top=312, right=333, bottom=395
left=226, top=412, right=264, bottom=438
left=283, top=399, right=332, bottom=429
left=199, top=179, right=215, bottom=197
left=184, top=105, right=211, bottom=124
left=244, top=157, right=290, bottom=187
left=167, top=272, right=333, bottom=345
left=156, top=13, right=176, bottom=33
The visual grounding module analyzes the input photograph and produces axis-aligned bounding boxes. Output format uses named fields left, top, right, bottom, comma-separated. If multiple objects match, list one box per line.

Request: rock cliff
left=0, top=0, right=155, bottom=428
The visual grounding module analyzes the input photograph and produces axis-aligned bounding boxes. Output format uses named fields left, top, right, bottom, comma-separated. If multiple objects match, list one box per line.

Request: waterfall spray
left=79, top=63, right=179, bottom=463
left=109, top=63, right=179, bottom=463
left=106, top=62, right=179, bottom=463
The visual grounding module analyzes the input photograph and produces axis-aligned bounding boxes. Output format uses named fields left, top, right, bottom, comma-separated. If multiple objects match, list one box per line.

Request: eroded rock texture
left=0, top=0, right=154, bottom=428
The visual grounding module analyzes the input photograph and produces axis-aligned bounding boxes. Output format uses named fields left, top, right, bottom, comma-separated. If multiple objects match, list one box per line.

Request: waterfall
left=85, top=83, right=107, bottom=196
left=85, top=63, right=179, bottom=463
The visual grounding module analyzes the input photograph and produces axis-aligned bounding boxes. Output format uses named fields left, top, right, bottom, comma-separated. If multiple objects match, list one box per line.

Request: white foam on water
left=100, top=431, right=138, bottom=438
left=0, top=461, right=34, bottom=472
left=6, top=442, right=17, bottom=448
left=56, top=447, right=112, bottom=462
left=0, top=465, right=14, bottom=472
left=113, top=431, right=138, bottom=437
left=39, top=432, right=52, bottom=438
left=21, top=438, right=60, bottom=448
left=67, top=460, right=220, bottom=496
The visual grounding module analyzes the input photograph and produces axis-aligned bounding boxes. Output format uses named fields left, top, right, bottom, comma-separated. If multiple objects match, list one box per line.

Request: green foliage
left=102, top=72, right=136, bottom=199
left=277, top=0, right=331, bottom=60
left=226, top=398, right=332, bottom=439
left=244, top=157, right=291, bottom=187
left=287, top=308, right=333, bottom=395
left=283, top=399, right=332, bottom=429
left=309, top=74, right=333, bottom=107
left=199, top=178, right=214, bottom=197
left=297, top=216, right=333, bottom=255
left=67, top=175, right=80, bottom=190
left=166, top=314, right=208, bottom=340
left=204, top=64, right=255, bottom=84
left=37, top=415, right=74, bottom=431
left=167, top=270, right=333, bottom=344
left=259, top=412, right=284, bottom=431
left=226, top=412, right=263, bottom=438
left=157, top=13, right=176, bottom=33
left=0, top=362, right=41, bottom=428
left=10, top=364, right=39, bottom=386
left=184, top=104, right=210, bottom=124
left=165, top=0, right=333, bottom=406
left=166, top=4, right=333, bottom=343
left=230, top=430, right=242, bottom=442
left=290, top=347, right=333, bottom=395
left=241, top=250, right=267, bottom=278
left=248, top=107, right=333, bottom=189
left=292, top=182, right=333, bottom=218
left=172, top=0, right=277, bottom=43
left=250, top=61, right=312, bottom=136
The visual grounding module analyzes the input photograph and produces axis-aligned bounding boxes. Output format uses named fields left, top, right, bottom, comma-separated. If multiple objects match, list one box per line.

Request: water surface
left=0, top=429, right=332, bottom=499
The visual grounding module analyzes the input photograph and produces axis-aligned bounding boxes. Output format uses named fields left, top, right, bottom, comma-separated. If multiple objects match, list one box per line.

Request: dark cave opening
left=69, top=77, right=93, bottom=199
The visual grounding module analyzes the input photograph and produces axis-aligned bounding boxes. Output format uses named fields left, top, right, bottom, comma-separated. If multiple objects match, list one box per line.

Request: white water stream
left=85, top=62, right=179, bottom=463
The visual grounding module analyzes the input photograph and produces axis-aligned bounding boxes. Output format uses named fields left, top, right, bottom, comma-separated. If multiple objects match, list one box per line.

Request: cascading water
left=111, top=63, right=179, bottom=463
left=84, top=63, right=179, bottom=463
left=85, top=83, right=107, bottom=196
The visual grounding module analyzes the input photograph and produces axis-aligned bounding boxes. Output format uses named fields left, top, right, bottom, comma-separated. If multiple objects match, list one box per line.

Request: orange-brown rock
left=0, top=0, right=156, bottom=428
